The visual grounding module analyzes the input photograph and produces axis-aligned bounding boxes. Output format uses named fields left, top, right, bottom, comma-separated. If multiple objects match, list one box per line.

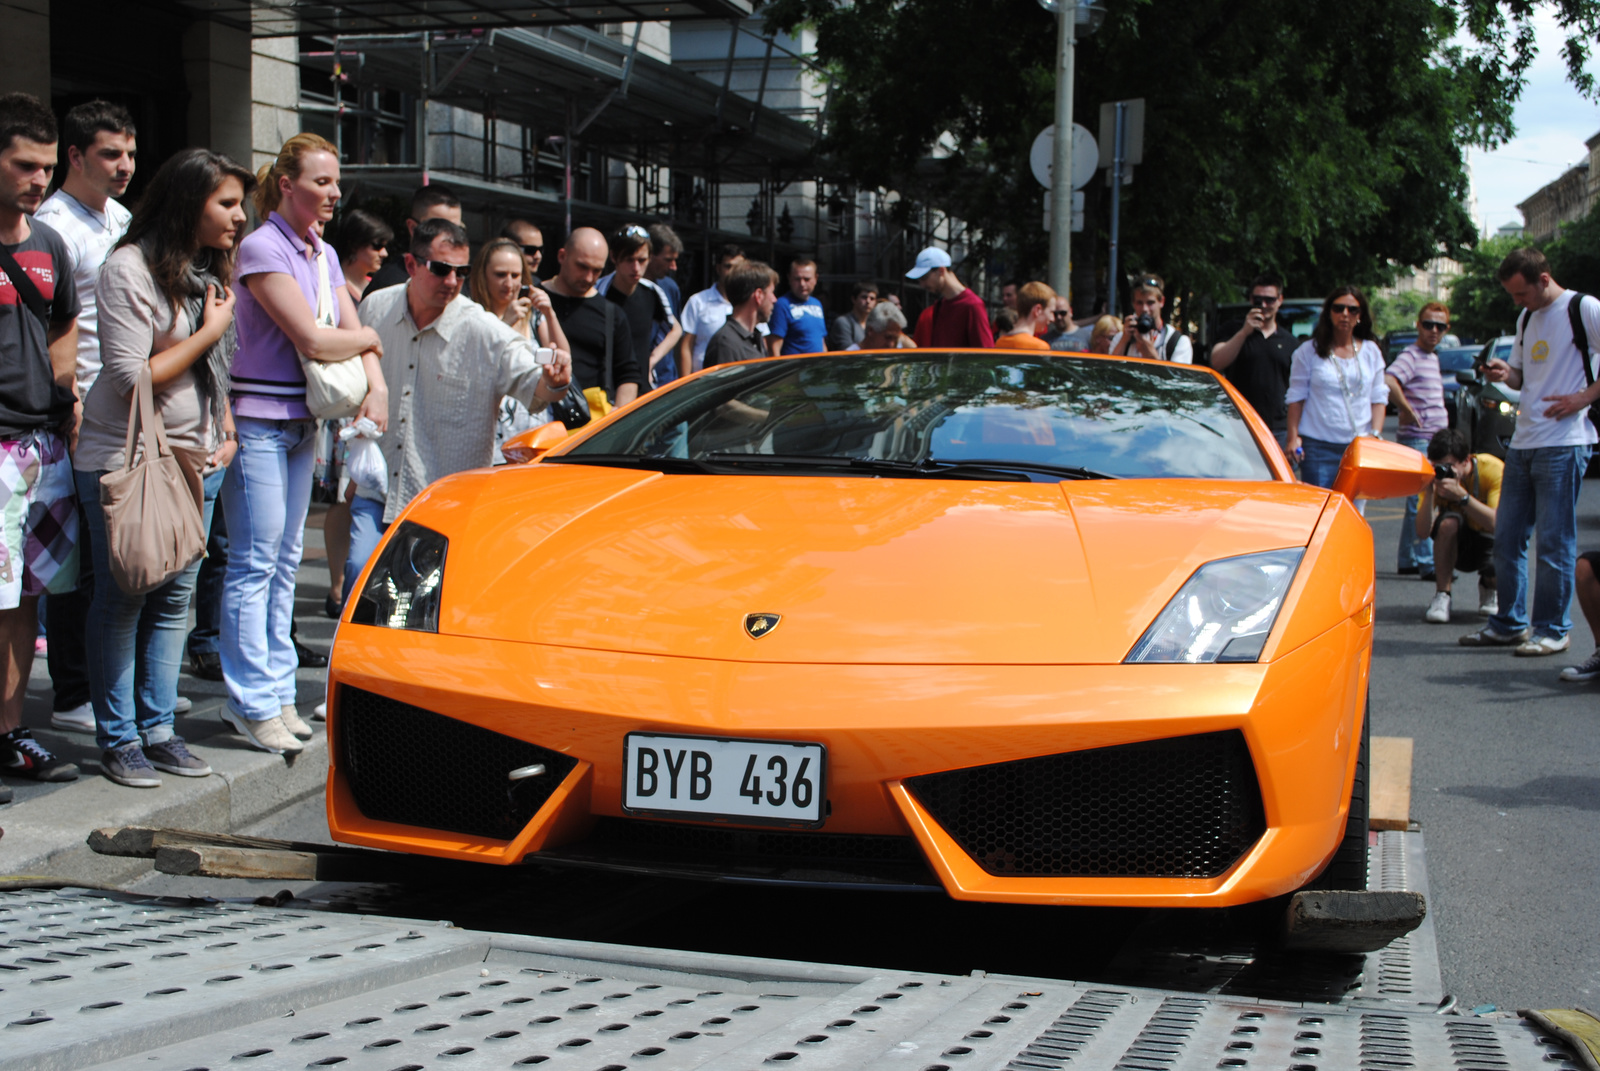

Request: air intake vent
left=338, top=686, right=577, bottom=841
left=905, top=731, right=1265, bottom=878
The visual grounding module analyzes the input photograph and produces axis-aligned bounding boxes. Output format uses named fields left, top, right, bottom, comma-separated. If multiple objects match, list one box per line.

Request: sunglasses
left=1420, top=320, right=1448, bottom=331
left=616, top=224, right=649, bottom=241
left=1250, top=294, right=1279, bottom=307
left=423, top=259, right=471, bottom=280
left=520, top=244, right=543, bottom=257
left=1330, top=303, right=1362, bottom=315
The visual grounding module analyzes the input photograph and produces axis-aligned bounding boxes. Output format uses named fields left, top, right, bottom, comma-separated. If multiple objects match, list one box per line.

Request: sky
left=1464, top=10, right=1600, bottom=236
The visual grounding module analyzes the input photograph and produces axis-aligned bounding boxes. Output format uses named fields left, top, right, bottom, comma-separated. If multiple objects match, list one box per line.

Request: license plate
left=622, top=733, right=827, bottom=828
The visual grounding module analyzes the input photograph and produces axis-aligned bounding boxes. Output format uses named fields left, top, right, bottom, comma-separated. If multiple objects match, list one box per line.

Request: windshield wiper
left=546, top=453, right=712, bottom=474
left=704, top=454, right=1114, bottom=481
left=919, top=458, right=1118, bottom=481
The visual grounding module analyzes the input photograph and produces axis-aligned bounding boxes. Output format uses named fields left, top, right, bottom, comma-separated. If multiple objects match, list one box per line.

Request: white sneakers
left=1477, top=580, right=1497, bottom=617
left=220, top=708, right=304, bottom=754
left=279, top=705, right=314, bottom=741
left=49, top=702, right=95, bottom=733
left=1424, top=592, right=1452, bottom=624
left=1513, top=634, right=1571, bottom=658
left=312, top=702, right=327, bottom=722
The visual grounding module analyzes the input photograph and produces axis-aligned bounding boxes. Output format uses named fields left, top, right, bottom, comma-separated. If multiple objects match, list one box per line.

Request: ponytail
left=252, top=132, right=338, bottom=219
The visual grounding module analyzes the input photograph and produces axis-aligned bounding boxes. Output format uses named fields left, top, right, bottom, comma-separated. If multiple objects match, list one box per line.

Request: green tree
left=1547, top=204, right=1600, bottom=296
left=1371, top=292, right=1432, bottom=337
left=1447, top=233, right=1525, bottom=341
left=765, top=0, right=1598, bottom=307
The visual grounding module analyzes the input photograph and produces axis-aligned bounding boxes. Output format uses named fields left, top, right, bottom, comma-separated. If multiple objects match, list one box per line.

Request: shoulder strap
left=1515, top=307, right=1530, bottom=351
left=1569, top=292, right=1593, bottom=387
left=0, top=242, right=51, bottom=332
left=602, top=297, right=615, bottom=398
left=1165, top=326, right=1181, bottom=360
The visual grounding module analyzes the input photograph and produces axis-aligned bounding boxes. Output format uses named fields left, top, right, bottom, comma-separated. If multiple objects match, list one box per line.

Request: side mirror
left=501, top=420, right=570, bottom=464
left=1330, top=437, right=1434, bottom=503
left=1455, top=370, right=1477, bottom=386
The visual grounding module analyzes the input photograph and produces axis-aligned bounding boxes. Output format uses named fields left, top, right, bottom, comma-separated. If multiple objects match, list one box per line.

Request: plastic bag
left=339, top=418, right=386, bottom=498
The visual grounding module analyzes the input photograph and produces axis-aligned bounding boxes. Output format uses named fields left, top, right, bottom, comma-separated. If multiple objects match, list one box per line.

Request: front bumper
left=326, top=618, right=1370, bottom=907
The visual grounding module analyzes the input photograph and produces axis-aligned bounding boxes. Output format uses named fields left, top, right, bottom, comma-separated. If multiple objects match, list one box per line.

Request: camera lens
left=1135, top=314, right=1156, bottom=333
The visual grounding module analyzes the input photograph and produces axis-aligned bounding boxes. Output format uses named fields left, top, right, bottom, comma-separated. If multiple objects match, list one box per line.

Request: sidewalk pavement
left=0, top=505, right=341, bottom=887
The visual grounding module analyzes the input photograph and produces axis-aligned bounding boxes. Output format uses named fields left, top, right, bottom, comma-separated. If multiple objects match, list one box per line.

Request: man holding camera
left=1386, top=303, right=1452, bottom=579
left=1418, top=428, right=1501, bottom=623
left=1112, top=274, right=1192, bottom=364
left=1210, top=274, right=1297, bottom=453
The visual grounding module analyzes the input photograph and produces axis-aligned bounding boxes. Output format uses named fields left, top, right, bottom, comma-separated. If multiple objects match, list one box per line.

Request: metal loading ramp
left=0, top=832, right=1585, bottom=1071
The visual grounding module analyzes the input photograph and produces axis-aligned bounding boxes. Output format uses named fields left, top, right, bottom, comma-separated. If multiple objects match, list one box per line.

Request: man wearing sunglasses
left=1210, top=274, right=1296, bottom=454
left=1385, top=302, right=1452, bottom=580
left=344, top=218, right=574, bottom=602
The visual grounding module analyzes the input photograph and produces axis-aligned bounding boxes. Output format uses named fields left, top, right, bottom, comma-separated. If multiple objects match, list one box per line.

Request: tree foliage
left=1449, top=206, right=1600, bottom=342
left=764, top=0, right=1595, bottom=308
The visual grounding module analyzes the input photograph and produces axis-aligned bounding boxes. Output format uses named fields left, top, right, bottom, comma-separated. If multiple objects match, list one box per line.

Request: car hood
left=415, top=465, right=1332, bottom=665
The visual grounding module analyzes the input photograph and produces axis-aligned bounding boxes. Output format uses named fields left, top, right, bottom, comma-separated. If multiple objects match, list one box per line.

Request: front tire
left=1311, top=699, right=1370, bottom=891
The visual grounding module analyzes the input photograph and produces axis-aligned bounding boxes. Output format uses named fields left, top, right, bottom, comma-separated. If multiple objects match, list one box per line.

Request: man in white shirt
left=1111, top=273, right=1193, bottom=364
left=678, top=244, right=746, bottom=375
left=1461, top=247, right=1600, bottom=657
left=342, top=218, right=573, bottom=602
left=34, top=100, right=135, bottom=736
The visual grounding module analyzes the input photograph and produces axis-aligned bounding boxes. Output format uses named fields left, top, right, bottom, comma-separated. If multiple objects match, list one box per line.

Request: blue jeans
left=1298, top=435, right=1350, bottom=489
left=1397, top=434, right=1434, bottom=571
left=342, top=492, right=388, bottom=605
left=187, top=490, right=228, bottom=658
left=221, top=417, right=314, bottom=721
left=1489, top=444, right=1591, bottom=639
left=77, top=466, right=223, bottom=752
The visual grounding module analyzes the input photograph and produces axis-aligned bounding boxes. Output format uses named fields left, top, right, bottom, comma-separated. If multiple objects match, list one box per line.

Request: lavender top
left=231, top=212, right=344, bottom=420
left=1387, top=342, right=1448, bottom=437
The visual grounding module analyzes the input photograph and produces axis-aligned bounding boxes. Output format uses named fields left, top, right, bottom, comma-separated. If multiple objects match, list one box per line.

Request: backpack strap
left=1569, top=292, right=1593, bottom=388
left=602, top=296, right=615, bottom=400
left=1164, top=326, right=1181, bottom=361
left=0, top=243, right=51, bottom=332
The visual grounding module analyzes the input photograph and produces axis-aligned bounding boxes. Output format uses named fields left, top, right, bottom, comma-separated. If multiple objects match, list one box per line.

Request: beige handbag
left=99, top=365, right=208, bottom=596
left=299, top=247, right=368, bottom=419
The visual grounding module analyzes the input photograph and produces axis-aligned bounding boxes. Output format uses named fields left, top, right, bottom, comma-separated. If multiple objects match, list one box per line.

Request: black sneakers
left=0, top=727, right=80, bottom=782
left=101, top=743, right=161, bottom=788
left=144, top=736, right=212, bottom=777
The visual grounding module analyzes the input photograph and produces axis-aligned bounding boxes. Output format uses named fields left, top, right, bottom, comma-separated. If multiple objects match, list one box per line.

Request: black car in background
left=1454, top=336, right=1519, bottom=459
left=1436, top=345, right=1481, bottom=429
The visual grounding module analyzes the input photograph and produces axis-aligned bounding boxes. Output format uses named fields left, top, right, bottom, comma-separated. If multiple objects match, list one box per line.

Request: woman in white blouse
left=1285, top=287, right=1389, bottom=488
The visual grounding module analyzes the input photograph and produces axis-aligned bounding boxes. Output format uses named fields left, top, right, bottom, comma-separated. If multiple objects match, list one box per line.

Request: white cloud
left=1462, top=9, right=1600, bottom=235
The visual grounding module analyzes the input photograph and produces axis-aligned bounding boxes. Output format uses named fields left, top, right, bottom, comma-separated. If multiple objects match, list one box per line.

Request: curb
left=0, top=712, right=329, bottom=887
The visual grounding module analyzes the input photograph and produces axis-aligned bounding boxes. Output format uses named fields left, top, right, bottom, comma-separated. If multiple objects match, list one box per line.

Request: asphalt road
left=130, top=453, right=1600, bottom=1013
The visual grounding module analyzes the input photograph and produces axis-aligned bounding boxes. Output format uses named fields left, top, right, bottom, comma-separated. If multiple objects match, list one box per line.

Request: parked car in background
left=1435, top=344, right=1481, bottom=429
left=1454, top=336, right=1519, bottom=459
left=1383, top=329, right=1462, bottom=367
left=1202, top=299, right=1322, bottom=361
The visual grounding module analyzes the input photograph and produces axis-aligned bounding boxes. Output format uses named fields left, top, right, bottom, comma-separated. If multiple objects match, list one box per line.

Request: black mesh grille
left=589, top=817, right=923, bottom=863
left=905, top=731, right=1265, bottom=878
left=337, top=686, right=578, bottom=841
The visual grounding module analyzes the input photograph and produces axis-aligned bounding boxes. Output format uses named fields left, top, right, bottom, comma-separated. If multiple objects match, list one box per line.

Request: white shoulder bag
left=299, top=249, right=368, bottom=419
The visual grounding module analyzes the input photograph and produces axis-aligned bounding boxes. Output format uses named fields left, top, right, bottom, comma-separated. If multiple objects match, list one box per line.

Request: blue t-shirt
left=770, top=295, right=828, bottom=355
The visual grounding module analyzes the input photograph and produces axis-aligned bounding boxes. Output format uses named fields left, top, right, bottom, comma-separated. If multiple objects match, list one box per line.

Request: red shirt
left=913, top=288, right=995, bottom=348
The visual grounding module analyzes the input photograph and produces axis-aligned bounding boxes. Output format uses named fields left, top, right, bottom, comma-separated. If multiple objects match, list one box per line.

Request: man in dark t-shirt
left=0, top=92, right=83, bottom=786
left=704, top=260, right=776, bottom=369
left=598, top=225, right=681, bottom=390
left=545, top=228, right=645, bottom=403
left=1209, top=274, right=1298, bottom=448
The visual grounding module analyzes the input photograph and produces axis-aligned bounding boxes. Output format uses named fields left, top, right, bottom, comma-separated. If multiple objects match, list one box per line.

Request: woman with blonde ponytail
left=221, top=133, right=388, bottom=754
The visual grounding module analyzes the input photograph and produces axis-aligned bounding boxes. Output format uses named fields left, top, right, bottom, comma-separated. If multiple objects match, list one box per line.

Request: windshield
left=552, top=354, right=1277, bottom=481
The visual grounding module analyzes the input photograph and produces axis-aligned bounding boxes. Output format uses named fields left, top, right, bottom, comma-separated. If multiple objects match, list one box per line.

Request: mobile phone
left=519, top=285, right=531, bottom=299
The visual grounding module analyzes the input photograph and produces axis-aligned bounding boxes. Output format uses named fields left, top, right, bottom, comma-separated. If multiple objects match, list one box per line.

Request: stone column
left=251, top=36, right=301, bottom=170
left=184, top=20, right=254, bottom=167
left=0, top=0, right=51, bottom=103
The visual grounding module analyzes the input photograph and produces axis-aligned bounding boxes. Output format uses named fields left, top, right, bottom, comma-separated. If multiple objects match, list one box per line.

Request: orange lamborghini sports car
left=326, top=350, right=1432, bottom=907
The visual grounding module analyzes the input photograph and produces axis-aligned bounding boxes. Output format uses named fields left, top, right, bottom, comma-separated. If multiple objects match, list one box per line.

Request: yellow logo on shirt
left=1531, top=340, right=1549, bottom=362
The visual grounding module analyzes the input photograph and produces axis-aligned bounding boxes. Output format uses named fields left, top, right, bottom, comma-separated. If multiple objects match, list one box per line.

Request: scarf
left=174, top=248, right=236, bottom=434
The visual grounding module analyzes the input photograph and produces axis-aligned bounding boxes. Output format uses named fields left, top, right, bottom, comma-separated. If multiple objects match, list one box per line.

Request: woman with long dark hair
left=73, top=148, right=253, bottom=787
left=1285, top=286, right=1389, bottom=489
left=222, top=133, right=387, bottom=754
left=331, top=209, right=392, bottom=303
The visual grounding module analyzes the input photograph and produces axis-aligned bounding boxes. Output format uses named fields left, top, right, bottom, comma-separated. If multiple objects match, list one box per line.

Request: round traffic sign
left=1030, top=123, right=1099, bottom=190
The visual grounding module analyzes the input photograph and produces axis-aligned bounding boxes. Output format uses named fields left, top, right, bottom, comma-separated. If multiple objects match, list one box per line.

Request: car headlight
left=1498, top=401, right=1515, bottom=415
left=350, top=521, right=447, bottom=632
left=1125, top=549, right=1303, bottom=664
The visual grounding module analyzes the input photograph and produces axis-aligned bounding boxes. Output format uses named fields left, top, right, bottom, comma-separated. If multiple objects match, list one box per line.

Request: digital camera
left=1135, top=313, right=1157, bottom=333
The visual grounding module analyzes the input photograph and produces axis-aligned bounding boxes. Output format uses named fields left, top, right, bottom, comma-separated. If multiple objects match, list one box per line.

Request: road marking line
left=1371, top=736, right=1413, bottom=831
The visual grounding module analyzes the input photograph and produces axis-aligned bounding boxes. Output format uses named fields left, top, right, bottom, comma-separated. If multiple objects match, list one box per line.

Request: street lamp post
left=1048, top=3, right=1075, bottom=300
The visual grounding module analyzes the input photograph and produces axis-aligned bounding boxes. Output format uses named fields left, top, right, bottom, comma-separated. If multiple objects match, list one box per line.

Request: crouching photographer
left=1419, top=427, right=1502, bottom=624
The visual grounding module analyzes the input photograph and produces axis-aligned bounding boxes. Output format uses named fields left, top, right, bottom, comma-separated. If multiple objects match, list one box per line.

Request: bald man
left=545, top=227, right=645, bottom=405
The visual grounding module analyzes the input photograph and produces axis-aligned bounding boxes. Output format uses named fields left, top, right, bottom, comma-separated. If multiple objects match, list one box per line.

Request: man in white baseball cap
left=906, top=246, right=993, bottom=349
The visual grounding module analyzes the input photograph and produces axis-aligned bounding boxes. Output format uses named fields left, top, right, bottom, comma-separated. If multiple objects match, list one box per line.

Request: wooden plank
left=155, top=845, right=321, bottom=881
left=1370, top=736, right=1414, bottom=832
left=88, top=826, right=371, bottom=860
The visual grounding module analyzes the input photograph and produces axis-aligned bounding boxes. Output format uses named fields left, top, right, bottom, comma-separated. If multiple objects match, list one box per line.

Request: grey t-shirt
left=0, top=218, right=81, bottom=438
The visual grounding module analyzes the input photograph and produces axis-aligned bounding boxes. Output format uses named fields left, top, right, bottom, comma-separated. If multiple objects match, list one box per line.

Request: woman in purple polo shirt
left=223, top=133, right=387, bottom=754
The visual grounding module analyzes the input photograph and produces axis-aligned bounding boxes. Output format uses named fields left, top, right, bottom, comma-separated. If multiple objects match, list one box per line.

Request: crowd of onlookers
left=0, top=89, right=1595, bottom=802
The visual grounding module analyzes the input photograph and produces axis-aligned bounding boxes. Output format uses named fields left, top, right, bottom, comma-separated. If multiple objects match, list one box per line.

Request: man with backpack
left=1459, top=248, right=1600, bottom=659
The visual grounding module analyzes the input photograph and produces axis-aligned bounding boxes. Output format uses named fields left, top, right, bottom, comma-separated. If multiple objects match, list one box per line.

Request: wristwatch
left=1456, top=493, right=1470, bottom=507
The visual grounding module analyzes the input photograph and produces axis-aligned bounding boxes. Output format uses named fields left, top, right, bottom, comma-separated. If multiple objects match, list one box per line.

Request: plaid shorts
left=0, top=430, right=78, bottom=610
